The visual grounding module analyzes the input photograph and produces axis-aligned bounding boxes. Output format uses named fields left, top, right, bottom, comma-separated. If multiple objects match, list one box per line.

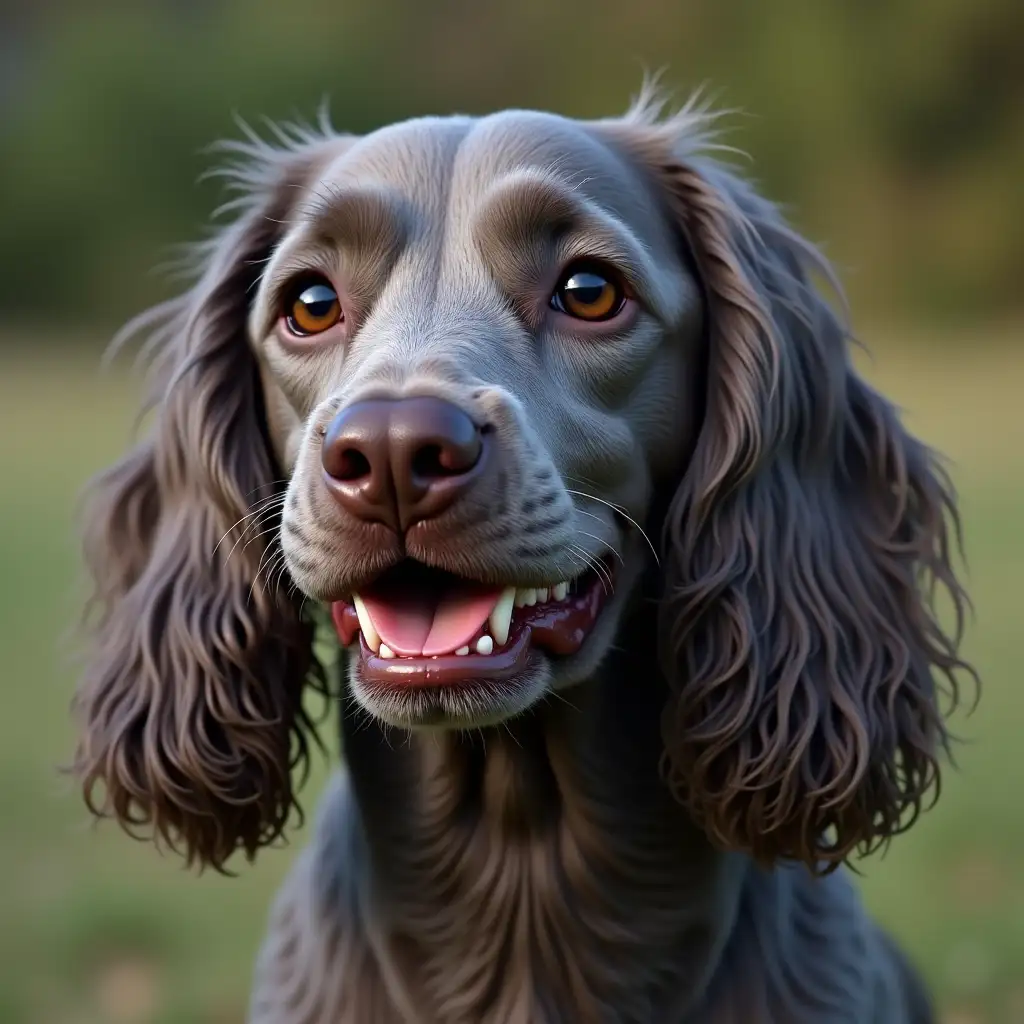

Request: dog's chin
left=346, top=648, right=553, bottom=730
left=336, top=549, right=642, bottom=732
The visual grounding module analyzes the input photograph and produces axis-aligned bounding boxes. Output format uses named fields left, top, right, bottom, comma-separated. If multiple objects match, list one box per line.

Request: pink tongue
left=360, top=579, right=501, bottom=657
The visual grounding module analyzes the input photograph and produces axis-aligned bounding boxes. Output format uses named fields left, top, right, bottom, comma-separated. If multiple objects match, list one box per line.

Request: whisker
left=270, top=552, right=293, bottom=598
left=347, top=701, right=376, bottom=738
left=587, top=549, right=616, bottom=595
left=568, top=544, right=612, bottom=596
left=561, top=548, right=592, bottom=579
left=573, top=507, right=610, bottom=523
left=239, top=508, right=288, bottom=552
left=213, top=492, right=285, bottom=555
left=568, top=542, right=600, bottom=570
left=248, top=540, right=285, bottom=605
left=244, top=480, right=290, bottom=498
left=247, top=491, right=289, bottom=511
left=226, top=502, right=286, bottom=564
left=238, top=497, right=287, bottom=533
left=268, top=554, right=291, bottom=601
left=211, top=491, right=282, bottom=540
left=259, top=545, right=286, bottom=590
left=591, top=557, right=615, bottom=596
left=500, top=723, right=521, bottom=750
left=235, top=528, right=284, bottom=569
left=257, top=554, right=284, bottom=602
left=564, top=474, right=621, bottom=503
left=542, top=688, right=581, bottom=714
left=566, top=489, right=660, bottom=567
left=574, top=530, right=624, bottom=566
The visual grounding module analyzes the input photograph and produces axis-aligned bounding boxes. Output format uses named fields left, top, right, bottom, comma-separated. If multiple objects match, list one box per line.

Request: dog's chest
left=374, top=739, right=739, bottom=1024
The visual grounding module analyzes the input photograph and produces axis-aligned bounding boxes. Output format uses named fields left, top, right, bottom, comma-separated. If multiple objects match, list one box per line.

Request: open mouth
left=331, top=557, right=615, bottom=688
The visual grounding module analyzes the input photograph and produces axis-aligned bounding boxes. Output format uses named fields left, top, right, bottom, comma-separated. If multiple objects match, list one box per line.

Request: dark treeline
left=1, top=0, right=1021, bottom=339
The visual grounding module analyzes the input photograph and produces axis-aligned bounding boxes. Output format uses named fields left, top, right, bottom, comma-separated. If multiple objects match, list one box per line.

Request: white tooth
left=488, top=586, right=516, bottom=646
left=379, top=643, right=395, bottom=659
left=455, top=646, right=470, bottom=656
left=514, top=588, right=528, bottom=608
left=352, top=594, right=381, bottom=653
left=537, top=587, right=549, bottom=603
left=553, top=581, right=567, bottom=601
left=476, top=634, right=494, bottom=655
left=524, top=588, right=537, bottom=606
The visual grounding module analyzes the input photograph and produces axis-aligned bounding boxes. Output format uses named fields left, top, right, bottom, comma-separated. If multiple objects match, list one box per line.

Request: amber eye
left=284, top=277, right=342, bottom=336
left=550, top=264, right=626, bottom=322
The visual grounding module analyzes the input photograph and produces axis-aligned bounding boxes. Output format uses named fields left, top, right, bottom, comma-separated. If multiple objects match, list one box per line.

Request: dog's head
left=73, top=92, right=972, bottom=871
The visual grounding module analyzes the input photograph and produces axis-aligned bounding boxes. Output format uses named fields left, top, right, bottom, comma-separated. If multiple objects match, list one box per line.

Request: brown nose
left=321, top=396, right=486, bottom=532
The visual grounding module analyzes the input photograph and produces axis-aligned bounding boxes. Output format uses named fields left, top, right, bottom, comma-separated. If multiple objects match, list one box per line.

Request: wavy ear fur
left=72, top=121, right=346, bottom=870
left=612, top=99, right=975, bottom=869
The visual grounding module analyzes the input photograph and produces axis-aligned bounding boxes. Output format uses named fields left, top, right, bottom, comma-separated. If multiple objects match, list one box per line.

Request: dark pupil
left=565, top=272, right=609, bottom=306
left=298, top=284, right=336, bottom=319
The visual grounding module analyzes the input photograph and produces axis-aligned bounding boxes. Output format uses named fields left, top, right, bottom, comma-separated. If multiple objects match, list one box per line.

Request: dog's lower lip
left=358, top=627, right=532, bottom=686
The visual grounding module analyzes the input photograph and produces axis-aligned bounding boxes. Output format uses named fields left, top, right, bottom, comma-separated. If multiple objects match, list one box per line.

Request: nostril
left=322, top=400, right=392, bottom=483
left=412, top=444, right=447, bottom=479
left=413, top=431, right=482, bottom=480
left=331, top=447, right=372, bottom=482
left=410, top=437, right=481, bottom=479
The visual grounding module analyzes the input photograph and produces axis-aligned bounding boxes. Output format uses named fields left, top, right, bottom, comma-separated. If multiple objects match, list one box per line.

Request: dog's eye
left=284, top=277, right=342, bottom=336
left=550, top=264, right=626, bottom=322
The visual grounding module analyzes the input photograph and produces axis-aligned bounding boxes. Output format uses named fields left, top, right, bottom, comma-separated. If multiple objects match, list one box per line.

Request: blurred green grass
left=0, top=334, right=1022, bottom=1024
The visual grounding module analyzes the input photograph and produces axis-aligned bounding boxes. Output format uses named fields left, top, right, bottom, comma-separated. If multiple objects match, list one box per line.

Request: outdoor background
left=0, top=1, right=1021, bottom=1022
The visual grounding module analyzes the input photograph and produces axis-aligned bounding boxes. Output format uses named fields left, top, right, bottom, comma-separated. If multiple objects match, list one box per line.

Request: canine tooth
left=524, top=588, right=537, bottom=606
left=489, top=586, right=516, bottom=646
left=455, top=646, right=470, bottom=656
left=476, top=635, right=494, bottom=655
left=352, top=594, right=381, bottom=653
left=379, top=643, right=395, bottom=659
left=537, top=587, right=549, bottom=603
left=553, top=581, right=568, bottom=601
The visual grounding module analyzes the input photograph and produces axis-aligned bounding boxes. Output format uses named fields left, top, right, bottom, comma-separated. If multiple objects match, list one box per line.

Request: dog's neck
left=339, top=611, right=748, bottom=1022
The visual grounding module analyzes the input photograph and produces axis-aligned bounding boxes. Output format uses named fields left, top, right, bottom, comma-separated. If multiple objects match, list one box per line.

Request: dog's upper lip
left=324, top=552, right=613, bottom=606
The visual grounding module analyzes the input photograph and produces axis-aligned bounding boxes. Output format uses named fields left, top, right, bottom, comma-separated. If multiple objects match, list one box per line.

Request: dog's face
left=248, top=113, right=701, bottom=728
left=73, top=94, right=971, bottom=871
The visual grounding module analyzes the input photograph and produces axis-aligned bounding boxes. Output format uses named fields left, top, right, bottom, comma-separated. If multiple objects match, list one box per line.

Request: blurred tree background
left=2, top=3, right=1023, bottom=1023
left=1, top=0, right=1023, bottom=335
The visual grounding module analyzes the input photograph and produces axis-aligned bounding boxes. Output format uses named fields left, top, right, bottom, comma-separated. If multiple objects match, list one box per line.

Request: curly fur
left=72, top=132, right=337, bottom=868
left=636, top=142, right=969, bottom=869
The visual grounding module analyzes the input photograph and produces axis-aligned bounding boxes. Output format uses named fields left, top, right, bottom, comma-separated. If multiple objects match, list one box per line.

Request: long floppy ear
left=614, top=104, right=975, bottom=869
left=72, top=121, right=346, bottom=870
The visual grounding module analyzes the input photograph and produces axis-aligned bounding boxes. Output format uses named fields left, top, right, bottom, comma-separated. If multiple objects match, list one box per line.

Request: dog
left=72, top=88, right=972, bottom=1022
